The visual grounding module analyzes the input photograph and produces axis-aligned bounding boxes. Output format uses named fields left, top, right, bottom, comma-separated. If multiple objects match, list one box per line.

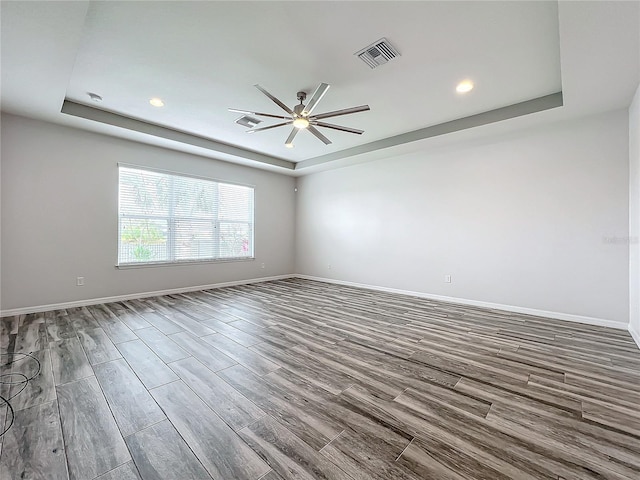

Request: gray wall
left=0, top=114, right=296, bottom=311
left=630, top=85, right=640, bottom=340
left=296, top=110, right=630, bottom=326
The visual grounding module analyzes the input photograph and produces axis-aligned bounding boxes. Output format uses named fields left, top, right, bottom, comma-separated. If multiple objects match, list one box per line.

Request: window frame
left=116, top=163, right=255, bottom=268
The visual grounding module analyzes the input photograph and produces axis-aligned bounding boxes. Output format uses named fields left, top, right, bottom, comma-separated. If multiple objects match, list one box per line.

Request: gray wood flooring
left=1, top=278, right=639, bottom=479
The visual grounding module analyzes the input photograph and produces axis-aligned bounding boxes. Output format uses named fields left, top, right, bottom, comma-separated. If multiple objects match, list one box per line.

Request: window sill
left=115, top=257, right=255, bottom=269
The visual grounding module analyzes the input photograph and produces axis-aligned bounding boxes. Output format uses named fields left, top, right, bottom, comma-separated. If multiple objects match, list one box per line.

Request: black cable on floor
left=0, top=352, right=41, bottom=437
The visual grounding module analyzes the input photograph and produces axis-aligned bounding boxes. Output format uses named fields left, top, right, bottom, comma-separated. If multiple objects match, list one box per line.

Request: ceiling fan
left=229, top=83, right=370, bottom=148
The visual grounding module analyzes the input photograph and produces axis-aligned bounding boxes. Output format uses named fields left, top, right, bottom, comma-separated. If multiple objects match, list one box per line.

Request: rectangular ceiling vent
left=355, top=37, right=400, bottom=69
left=235, top=115, right=261, bottom=128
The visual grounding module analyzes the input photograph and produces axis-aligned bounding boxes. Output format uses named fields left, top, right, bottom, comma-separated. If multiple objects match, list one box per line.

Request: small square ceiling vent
left=355, top=37, right=400, bottom=69
left=235, top=115, right=261, bottom=128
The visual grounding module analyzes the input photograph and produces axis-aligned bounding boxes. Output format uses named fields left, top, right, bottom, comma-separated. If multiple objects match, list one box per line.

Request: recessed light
left=285, top=143, right=294, bottom=149
left=456, top=80, right=474, bottom=94
left=149, top=98, right=165, bottom=107
left=88, top=92, right=102, bottom=102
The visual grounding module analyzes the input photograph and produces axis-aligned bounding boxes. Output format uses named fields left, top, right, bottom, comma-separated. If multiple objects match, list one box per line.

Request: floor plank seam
left=318, top=428, right=346, bottom=453
left=394, top=437, right=415, bottom=462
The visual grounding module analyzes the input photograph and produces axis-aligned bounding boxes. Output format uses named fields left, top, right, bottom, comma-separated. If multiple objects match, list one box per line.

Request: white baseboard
left=2, top=273, right=632, bottom=335
left=0, top=274, right=295, bottom=317
left=295, top=274, right=629, bottom=330
left=629, top=323, right=640, bottom=350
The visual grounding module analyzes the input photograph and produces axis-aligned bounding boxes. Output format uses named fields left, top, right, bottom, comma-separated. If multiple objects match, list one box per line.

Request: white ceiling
left=1, top=1, right=638, bottom=175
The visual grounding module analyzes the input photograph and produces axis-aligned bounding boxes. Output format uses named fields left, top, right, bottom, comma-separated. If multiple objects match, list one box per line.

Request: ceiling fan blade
left=307, top=125, right=332, bottom=145
left=254, top=85, right=294, bottom=115
left=228, top=108, right=290, bottom=120
left=311, top=105, right=370, bottom=120
left=285, top=128, right=299, bottom=145
left=312, top=121, right=363, bottom=135
left=247, top=121, right=292, bottom=133
left=302, top=83, right=330, bottom=116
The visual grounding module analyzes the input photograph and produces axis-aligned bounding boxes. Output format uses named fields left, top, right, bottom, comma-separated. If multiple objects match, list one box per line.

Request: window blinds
left=118, top=166, right=254, bottom=265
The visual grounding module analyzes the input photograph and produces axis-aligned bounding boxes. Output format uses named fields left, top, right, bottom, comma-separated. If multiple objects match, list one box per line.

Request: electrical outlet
left=261, top=263, right=265, bottom=269
left=76, top=276, right=85, bottom=286
left=444, top=275, right=452, bottom=283
left=328, top=263, right=332, bottom=270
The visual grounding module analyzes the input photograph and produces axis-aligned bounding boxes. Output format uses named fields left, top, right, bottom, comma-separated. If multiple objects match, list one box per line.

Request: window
left=118, top=165, right=254, bottom=266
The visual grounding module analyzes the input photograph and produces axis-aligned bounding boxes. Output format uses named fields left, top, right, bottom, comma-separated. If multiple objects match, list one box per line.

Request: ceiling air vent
left=235, top=115, right=261, bottom=128
left=355, top=37, right=400, bottom=69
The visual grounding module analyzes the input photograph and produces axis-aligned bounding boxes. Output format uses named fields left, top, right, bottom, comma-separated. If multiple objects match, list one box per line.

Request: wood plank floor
left=1, top=278, right=639, bottom=479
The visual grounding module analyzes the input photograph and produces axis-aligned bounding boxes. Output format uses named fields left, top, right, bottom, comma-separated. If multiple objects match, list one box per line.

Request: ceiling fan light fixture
left=292, top=117, right=309, bottom=129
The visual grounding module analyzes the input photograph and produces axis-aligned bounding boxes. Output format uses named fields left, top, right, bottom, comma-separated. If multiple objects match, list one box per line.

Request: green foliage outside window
left=121, top=220, right=166, bottom=260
